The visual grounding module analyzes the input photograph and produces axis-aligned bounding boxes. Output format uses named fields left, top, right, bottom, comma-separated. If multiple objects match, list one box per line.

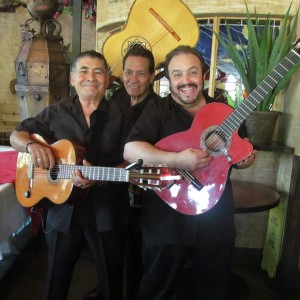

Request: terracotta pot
left=245, top=111, right=281, bottom=144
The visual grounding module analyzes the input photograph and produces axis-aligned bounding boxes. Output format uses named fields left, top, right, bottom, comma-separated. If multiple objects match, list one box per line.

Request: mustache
left=178, top=83, right=198, bottom=89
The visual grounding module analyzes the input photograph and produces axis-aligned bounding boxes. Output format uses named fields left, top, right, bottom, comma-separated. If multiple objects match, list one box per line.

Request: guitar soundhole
left=201, top=127, right=230, bottom=157
left=48, top=164, right=59, bottom=184
left=122, top=36, right=151, bottom=56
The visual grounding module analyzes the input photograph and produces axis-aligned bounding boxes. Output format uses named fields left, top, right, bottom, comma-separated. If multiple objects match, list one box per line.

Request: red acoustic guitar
left=155, top=41, right=300, bottom=215
left=15, top=135, right=180, bottom=207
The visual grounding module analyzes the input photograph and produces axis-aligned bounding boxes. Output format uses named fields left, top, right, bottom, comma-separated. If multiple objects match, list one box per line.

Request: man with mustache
left=124, top=45, right=257, bottom=299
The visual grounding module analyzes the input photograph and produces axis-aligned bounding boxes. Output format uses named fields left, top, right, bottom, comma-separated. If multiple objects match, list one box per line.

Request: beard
left=170, top=83, right=204, bottom=106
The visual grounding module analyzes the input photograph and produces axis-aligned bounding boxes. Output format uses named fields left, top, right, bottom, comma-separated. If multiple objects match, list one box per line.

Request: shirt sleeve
left=15, top=107, right=54, bottom=141
left=126, top=98, right=163, bottom=144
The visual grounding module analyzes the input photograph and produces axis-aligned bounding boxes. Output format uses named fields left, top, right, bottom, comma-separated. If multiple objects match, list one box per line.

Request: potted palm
left=215, top=3, right=300, bottom=143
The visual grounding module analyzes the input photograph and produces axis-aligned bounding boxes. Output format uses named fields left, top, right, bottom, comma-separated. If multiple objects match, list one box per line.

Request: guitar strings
left=29, top=165, right=128, bottom=181
left=28, top=164, right=169, bottom=189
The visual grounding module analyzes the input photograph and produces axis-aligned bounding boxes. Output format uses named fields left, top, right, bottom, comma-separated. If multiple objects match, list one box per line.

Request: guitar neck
left=54, top=164, right=129, bottom=182
left=218, top=47, right=300, bottom=138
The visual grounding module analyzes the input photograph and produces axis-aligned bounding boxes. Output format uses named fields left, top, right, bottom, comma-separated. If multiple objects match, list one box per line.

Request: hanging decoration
left=54, top=0, right=96, bottom=24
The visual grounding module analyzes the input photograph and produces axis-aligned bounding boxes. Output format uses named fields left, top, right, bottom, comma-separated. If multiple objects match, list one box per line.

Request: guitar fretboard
left=50, top=164, right=129, bottom=182
left=217, top=46, right=300, bottom=138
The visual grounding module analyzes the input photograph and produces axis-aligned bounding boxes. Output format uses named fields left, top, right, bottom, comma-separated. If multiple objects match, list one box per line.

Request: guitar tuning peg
left=125, top=159, right=144, bottom=170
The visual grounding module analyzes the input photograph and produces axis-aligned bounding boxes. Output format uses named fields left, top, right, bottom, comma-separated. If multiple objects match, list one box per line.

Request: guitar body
left=102, top=0, right=199, bottom=77
left=16, top=136, right=76, bottom=207
left=155, top=103, right=253, bottom=215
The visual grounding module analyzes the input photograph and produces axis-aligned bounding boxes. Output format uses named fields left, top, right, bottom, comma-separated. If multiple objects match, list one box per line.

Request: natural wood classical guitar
left=102, top=0, right=199, bottom=78
left=15, top=135, right=180, bottom=207
left=154, top=41, right=300, bottom=216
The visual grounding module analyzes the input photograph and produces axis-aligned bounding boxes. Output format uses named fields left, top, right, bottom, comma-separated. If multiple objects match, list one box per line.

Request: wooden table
left=232, top=180, right=280, bottom=213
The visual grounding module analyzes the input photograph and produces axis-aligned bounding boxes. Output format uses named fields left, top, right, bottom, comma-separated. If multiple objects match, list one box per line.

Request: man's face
left=70, top=57, right=109, bottom=101
left=168, top=53, right=205, bottom=108
left=123, top=56, right=155, bottom=102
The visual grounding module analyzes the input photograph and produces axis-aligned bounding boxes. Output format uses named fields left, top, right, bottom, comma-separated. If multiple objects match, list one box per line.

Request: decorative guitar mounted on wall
left=154, top=40, right=300, bottom=216
left=15, top=134, right=181, bottom=207
left=102, top=0, right=199, bottom=78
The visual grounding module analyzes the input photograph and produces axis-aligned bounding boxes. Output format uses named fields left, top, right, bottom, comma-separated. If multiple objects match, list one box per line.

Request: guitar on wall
left=15, top=134, right=181, bottom=207
left=102, top=0, right=199, bottom=78
left=154, top=40, right=300, bottom=216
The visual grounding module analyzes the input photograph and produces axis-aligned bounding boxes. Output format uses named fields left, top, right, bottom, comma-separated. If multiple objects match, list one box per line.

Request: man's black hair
left=164, top=45, right=207, bottom=79
left=122, top=44, right=155, bottom=73
left=71, top=50, right=109, bottom=72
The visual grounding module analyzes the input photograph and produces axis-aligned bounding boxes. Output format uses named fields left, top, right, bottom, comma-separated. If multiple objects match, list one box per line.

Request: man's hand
left=235, top=149, right=258, bottom=169
left=27, top=142, right=55, bottom=170
left=175, top=148, right=213, bottom=172
left=72, top=159, right=96, bottom=189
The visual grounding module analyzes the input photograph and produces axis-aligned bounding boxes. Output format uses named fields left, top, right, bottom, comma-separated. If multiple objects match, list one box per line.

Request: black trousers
left=43, top=203, right=126, bottom=300
left=137, top=237, right=235, bottom=300
left=125, top=207, right=143, bottom=300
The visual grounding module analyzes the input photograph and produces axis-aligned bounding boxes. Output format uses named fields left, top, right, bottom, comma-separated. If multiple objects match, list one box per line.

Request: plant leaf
left=214, top=2, right=300, bottom=111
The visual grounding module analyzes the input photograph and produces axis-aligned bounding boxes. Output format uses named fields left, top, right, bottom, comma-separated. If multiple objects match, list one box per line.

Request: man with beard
left=123, top=45, right=257, bottom=299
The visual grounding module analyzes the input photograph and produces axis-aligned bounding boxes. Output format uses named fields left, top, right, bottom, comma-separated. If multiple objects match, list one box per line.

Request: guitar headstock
left=128, top=166, right=182, bottom=190
left=293, top=38, right=300, bottom=54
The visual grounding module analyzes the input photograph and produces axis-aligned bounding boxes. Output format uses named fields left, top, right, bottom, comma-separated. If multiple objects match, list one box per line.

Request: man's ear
left=150, top=72, right=156, bottom=84
left=105, top=75, right=110, bottom=89
left=70, top=72, right=75, bottom=87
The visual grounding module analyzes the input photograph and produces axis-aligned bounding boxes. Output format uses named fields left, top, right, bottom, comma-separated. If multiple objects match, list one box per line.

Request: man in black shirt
left=124, top=45, right=257, bottom=300
left=118, top=45, right=162, bottom=300
left=84, top=45, right=162, bottom=300
left=10, top=50, right=130, bottom=300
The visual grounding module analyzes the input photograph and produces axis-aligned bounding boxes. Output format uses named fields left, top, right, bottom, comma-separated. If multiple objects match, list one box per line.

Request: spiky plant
left=215, top=3, right=300, bottom=111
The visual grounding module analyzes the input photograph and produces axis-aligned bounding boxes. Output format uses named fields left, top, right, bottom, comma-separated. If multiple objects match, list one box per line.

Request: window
left=157, top=16, right=281, bottom=108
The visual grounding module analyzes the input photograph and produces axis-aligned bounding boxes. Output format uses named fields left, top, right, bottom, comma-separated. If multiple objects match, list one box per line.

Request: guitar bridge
left=149, top=8, right=180, bottom=41
left=222, top=149, right=233, bottom=164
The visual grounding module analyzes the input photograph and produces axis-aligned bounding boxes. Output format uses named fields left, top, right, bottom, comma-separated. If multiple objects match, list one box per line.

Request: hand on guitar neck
left=72, top=159, right=94, bottom=189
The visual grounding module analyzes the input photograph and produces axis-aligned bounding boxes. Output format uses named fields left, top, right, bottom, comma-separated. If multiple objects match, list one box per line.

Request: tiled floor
left=1, top=224, right=300, bottom=300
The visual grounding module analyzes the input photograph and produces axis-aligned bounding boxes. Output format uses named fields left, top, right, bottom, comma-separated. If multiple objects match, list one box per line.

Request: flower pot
left=245, top=111, right=281, bottom=144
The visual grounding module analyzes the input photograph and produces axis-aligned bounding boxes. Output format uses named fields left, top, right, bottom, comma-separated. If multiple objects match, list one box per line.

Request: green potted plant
left=215, top=3, right=300, bottom=143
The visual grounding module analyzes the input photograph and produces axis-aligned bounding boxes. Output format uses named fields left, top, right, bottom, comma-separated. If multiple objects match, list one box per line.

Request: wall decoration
left=55, top=0, right=96, bottom=24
